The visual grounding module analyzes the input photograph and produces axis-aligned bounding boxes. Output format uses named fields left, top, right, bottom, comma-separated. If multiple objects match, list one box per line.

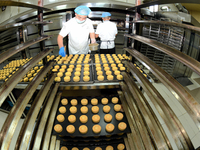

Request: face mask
left=76, top=18, right=86, bottom=24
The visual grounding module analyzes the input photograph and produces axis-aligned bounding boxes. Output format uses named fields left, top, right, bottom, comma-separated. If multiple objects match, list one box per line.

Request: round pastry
left=57, top=72, right=63, bottom=77
left=60, top=146, right=68, bottom=150
left=117, top=75, right=123, bottom=80
left=54, top=77, right=61, bottom=82
left=97, top=75, right=104, bottom=81
left=76, top=64, right=82, bottom=68
left=70, top=106, right=77, bottom=114
left=57, top=114, right=65, bottom=122
left=91, top=106, right=99, bottom=113
left=97, top=71, right=103, bottom=76
left=52, top=68, right=57, bottom=72
left=68, top=115, right=76, bottom=123
left=114, top=70, right=120, bottom=75
left=92, top=115, right=100, bottom=123
left=117, top=143, right=125, bottom=150
left=92, top=125, right=101, bottom=134
left=67, top=68, right=73, bottom=72
left=79, top=115, right=88, bottom=123
left=83, top=148, right=90, bottom=150
left=118, top=64, right=123, bottom=67
left=111, top=97, right=119, bottom=104
left=104, top=67, right=110, bottom=71
left=69, top=65, right=75, bottom=68
left=107, top=75, right=114, bottom=81
left=84, top=64, right=89, bottom=68
left=101, top=98, right=108, bottom=105
left=77, top=61, right=82, bottom=64
left=59, top=68, right=65, bottom=73
left=103, top=105, right=111, bottom=113
left=54, top=65, right=60, bottom=69
left=84, top=71, right=90, bottom=76
left=104, top=114, right=112, bottom=122
left=91, top=98, right=98, bottom=105
left=64, top=76, right=70, bottom=82
left=84, top=67, right=89, bottom=71
left=118, top=122, right=127, bottom=131
left=75, top=67, right=81, bottom=72
left=96, top=67, right=101, bottom=71
left=112, top=67, right=118, bottom=71
left=80, top=106, right=88, bottom=114
left=106, top=146, right=114, bottom=150
left=95, top=60, right=100, bottom=63
left=114, top=104, right=121, bottom=112
left=81, top=99, right=88, bottom=105
left=106, top=123, right=115, bottom=133
left=111, top=63, right=116, bottom=67
left=120, top=67, right=126, bottom=71
left=61, top=65, right=67, bottom=69
left=74, top=71, right=81, bottom=76
left=59, top=106, right=66, bottom=114
left=72, top=147, right=79, bottom=150
left=66, top=125, right=75, bottom=134
left=106, top=71, right=112, bottom=75
left=96, top=64, right=101, bottom=67
left=54, top=124, right=62, bottom=133
left=79, top=125, right=88, bottom=134
left=83, top=76, right=90, bottom=82
left=71, top=99, right=78, bottom=106
left=115, top=113, right=124, bottom=121
left=94, top=147, right=102, bottom=150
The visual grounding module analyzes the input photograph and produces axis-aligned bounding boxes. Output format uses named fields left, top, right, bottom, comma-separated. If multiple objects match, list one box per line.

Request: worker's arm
left=95, top=34, right=99, bottom=38
left=57, top=34, right=64, bottom=49
left=90, top=32, right=96, bottom=43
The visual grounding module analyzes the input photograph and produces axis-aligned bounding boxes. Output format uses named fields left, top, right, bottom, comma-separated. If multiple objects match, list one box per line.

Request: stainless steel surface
left=15, top=73, right=56, bottom=150
left=124, top=48, right=200, bottom=130
left=122, top=72, right=171, bottom=149
left=124, top=61, right=194, bottom=149
left=118, top=90, right=146, bottom=150
left=41, top=92, right=62, bottom=150
left=32, top=83, right=60, bottom=150
left=0, top=21, right=52, bottom=31
left=0, top=48, right=54, bottom=106
left=0, top=35, right=52, bottom=64
left=0, top=60, right=55, bottom=150
left=128, top=0, right=200, bottom=10
left=120, top=83, right=154, bottom=150
left=125, top=34, right=200, bottom=76
left=132, top=20, right=200, bottom=33
left=0, top=1, right=51, bottom=11
left=55, top=140, right=60, bottom=150
left=49, top=136, right=56, bottom=150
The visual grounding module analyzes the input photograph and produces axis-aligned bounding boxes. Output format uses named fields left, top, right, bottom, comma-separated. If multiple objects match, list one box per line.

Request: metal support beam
left=49, top=136, right=56, bottom=150
left=124, top=34, right=200, bottom=76
left=0, top=60, right=55, bottom=150
left=15, top=73, right=56, bottom=150
left=124, top=61, right=194, bottom=149
left=0, top=35, right=52, bottom=64
left=124, top=48, right=200, bottom=130
left=0, top=48, right=54, bottom=106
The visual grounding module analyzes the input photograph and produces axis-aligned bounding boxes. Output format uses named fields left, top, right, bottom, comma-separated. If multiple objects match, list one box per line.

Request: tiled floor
left=0, top=73, right=200, bottom=149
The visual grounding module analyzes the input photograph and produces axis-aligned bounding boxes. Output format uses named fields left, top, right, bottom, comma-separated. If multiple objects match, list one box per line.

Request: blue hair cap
left=74, top=5, right=91, bottom=16
left=102, top=12, right=111, bottom=18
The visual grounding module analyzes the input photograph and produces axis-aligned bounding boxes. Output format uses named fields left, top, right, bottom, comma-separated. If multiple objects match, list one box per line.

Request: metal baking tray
left=52, top=96, right=131, bottom=139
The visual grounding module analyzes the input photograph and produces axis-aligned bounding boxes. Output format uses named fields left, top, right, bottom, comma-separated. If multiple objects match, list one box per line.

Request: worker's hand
left=59, top=47, right=66, bottom=57
left=91, top=38, right=96, bottom=44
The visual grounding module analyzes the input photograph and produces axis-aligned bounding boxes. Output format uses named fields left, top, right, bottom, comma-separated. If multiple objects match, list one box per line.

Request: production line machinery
left=1, top=1, right=200, bottom=150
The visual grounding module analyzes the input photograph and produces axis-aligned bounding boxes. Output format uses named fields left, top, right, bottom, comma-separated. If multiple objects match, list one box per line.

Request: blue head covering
left=74, top=5, right=91, bottom=16
left=102, top=12, right=111, bottom=18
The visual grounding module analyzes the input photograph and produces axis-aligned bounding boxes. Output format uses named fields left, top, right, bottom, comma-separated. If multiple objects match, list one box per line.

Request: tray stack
left=53, top=96, right=131, bottom=150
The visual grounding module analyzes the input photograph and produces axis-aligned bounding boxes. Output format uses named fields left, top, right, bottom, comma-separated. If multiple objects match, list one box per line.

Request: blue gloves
left=59, top=47, right=66, bottom=57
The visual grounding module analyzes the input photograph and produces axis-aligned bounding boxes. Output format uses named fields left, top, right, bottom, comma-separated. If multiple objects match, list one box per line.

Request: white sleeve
left=95, top=24, right=100, bottom=34
left=88, top=20, right=94, bottom=33
left=114, top=24, right=118, bottom=35
left=59, top=21, right=71, bottom=37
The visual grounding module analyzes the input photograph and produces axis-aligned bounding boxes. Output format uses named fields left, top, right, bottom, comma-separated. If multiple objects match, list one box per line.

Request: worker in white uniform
left=95, top=12, right=118, bottom=54
left=57, top=5, right=96, bottom=56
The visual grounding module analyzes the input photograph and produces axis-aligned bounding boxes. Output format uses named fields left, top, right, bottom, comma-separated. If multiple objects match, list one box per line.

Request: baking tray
left=60, top=138, right=126, bottom=150
left=92, top=54, right=122, bottom=64
left=93, top=64, right=124, bottom=83
left=55, top=64, right=93, bottom=84
left=52, top=96, right=131, bottom=139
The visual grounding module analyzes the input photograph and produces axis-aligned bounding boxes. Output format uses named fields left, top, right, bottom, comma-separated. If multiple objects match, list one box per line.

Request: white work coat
left=95, top=20, right=118, bottom=49
left=59, top=17, right=94, bottom=54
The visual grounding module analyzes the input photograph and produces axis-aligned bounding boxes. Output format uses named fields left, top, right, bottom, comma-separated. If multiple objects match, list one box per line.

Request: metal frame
left=0, top=60, right=55, bottom=150
left=124, top=61, right=194, bottom=149
left=124, top=34, right=200, bottom=76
